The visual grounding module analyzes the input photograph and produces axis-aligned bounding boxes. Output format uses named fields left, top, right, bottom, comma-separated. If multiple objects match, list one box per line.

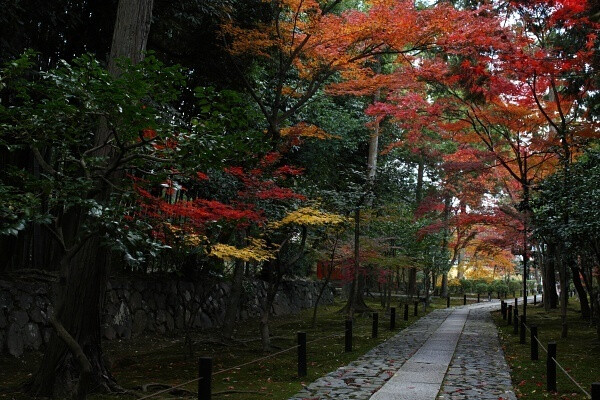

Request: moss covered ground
left=493, top=298, right=600, bottom=400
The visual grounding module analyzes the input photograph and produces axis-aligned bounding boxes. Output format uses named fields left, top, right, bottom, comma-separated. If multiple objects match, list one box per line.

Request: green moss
left=493, top=300, right=600, bottom=400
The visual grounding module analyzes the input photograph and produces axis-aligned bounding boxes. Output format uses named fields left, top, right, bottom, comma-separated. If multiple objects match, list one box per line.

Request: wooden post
left=345, top=320, right=352, bottom=352
left=501, top=301, right=506, bottom=320
left=534, top=294, right=537, bottom=305
left=297, top=332, right=307, bottom=377
left=390, top=307, right=396, bottom=330
left=404, top=303, right=409, bottom=321
left=372, top=312, right=378, bottom=339
left=463, top=294, right=467, bottom=305
left=414, top=301, right=419, bottom=316
left=198, top=357, right=212, bottom=400
left=547, top=342, right=557, bottom=392
left=477, top=293, right=480, bottom=303
left=530, top=325, right=538, bottom=361
left=591, top=383, right=600, bottom=400
left=447, top=296, right=450, bottom=308
left=507, top=305, right=513, bottom=325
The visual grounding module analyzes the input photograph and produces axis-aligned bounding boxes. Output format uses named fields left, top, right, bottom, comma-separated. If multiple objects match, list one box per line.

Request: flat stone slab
left=370, top=382, right=441, bottom=400
left=368, top=309, right=468, bottom=400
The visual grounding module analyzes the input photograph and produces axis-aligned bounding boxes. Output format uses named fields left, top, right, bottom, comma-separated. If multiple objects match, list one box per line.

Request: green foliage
left=0, top=52, right=185, bottom=265
left=473, top=281, right=489, bottom=295
left=489, top=280, right=508, bottom=296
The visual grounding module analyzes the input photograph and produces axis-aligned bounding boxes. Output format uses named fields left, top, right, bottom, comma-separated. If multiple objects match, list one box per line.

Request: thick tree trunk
left=27, top=1, right=154, bottom=397
left=543, top=243, right=559, bottom=310
left=221, top=259, right=246, bottom=339
left=559, top=254, right=569, bottom=338
left=260, top=274, right=281, bottom=352
left=28, top=237, right=114, bottom=397
left=571, top=265, right=590, bottom=319
left=441, top=273, right=449, bottom=298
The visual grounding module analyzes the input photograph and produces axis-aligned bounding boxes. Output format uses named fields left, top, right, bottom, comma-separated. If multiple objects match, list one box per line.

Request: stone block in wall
left=7, top=323, right=24, bottom=357
left=103, top=325, right=117, bottom=340
left=0, top=308, right=7, bottom=329
left=10, top=310, right=29, bottom=327
left=132, top=310, right=147, bottom=336
left=111, top=302, right=132, bottom=339
left=29, top=307, right=46, bottom=324
left=130, top=291, right=142, bottom=311
left=23, top=323, right=42, bottom=350
left=17, top=293, right=33, bottom=310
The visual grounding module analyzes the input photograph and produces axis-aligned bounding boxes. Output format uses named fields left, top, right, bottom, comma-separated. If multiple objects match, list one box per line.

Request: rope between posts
left=552, top=356, right=591, bottom=399
left=137, top=344, right=301, bottom=400
left=520, top=321, right=589, bottom=398
left=213, top=344, right=300, bottom=376
left=135, top=322, right=384, bottom=399
left=138, top=377, right=203, bottom=400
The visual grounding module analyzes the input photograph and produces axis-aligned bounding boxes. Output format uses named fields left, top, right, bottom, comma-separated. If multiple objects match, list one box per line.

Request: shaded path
left=289, top=301, right=518, bottom=400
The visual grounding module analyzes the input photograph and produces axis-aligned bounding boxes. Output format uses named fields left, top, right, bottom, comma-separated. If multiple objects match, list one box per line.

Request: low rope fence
left=136, top=305, right=412, bottom=400
left=502, top=299, right=600, bottom=399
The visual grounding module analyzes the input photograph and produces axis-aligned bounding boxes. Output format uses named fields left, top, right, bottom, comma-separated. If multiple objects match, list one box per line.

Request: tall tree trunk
left=543, top=242, right=558, bottom=310
left=571, top=265, right=590, bottom=319
left=221, top=259, right=246, bottom=339
left=559, top=253, right=569, bottom=338
left=259, top=275, right=281, bottom=352
left=28, top=237, right=113, bottom=397
left=222, top=231, right=247, bottom=339
left=27, top=1, right=153, bottom=397
left=312, top=237, right=338, bottom=327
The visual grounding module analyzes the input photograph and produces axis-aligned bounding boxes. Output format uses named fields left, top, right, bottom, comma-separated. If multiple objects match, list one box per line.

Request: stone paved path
left=437, top=304, right=516, bottom=400
left=289, top=301, right=517, bottom=400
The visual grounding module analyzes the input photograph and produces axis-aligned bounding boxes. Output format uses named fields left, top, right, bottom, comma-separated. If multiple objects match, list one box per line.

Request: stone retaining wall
left=0, top=278, right=334, bottom=357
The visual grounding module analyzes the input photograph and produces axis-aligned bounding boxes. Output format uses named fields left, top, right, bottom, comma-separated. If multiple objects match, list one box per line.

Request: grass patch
left=1, top=295, right=454, bottom=400
left=493, top=300, right=600, bottom=399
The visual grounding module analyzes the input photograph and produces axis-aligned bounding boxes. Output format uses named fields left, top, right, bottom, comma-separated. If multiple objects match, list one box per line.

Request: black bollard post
left=297, top=332, right=307, bottom=377
left=345, top=319, right=353, bottom=352
left=515, top=297, right=518, bottom=308
left=390, top=307, right=396, bottom=330
left=447, top=296, right=450, bottom=308
left=592, top=383, right=600, bottom=400
left=414, top=301, right=419, bottom=316
left=372, top=312, right=379, bottom=339
left=198, top=357, right=212, bottom=400
left=507, top=305, right=513, bottom=325
left=502, top=301, right=506, bottom=320
left=520, top=316, right=526, bottom=344
left=404, top=303, right=409, bottom=321
left=534, top=294, right=537, bottom=305
left=547, top=342, right=557, bottom=392
left=477, top=293, right=480, bottom=303
left=463, top=294, right=467, bottom=305
left=514, top=314, right=519, bottom=335
left=531, top=325, right=538, bottom=361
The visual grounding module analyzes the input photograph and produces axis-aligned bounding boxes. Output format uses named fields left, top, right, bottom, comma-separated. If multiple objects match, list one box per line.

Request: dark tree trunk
left=28, top=237, right=114, bottom=397
left=27, top=1, right=154, bottom=397
left=221, top=259, right=246, bottom=339
left=571, top=265, right=591, bottom=319
left=543, top=242, right=559, bottom=310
